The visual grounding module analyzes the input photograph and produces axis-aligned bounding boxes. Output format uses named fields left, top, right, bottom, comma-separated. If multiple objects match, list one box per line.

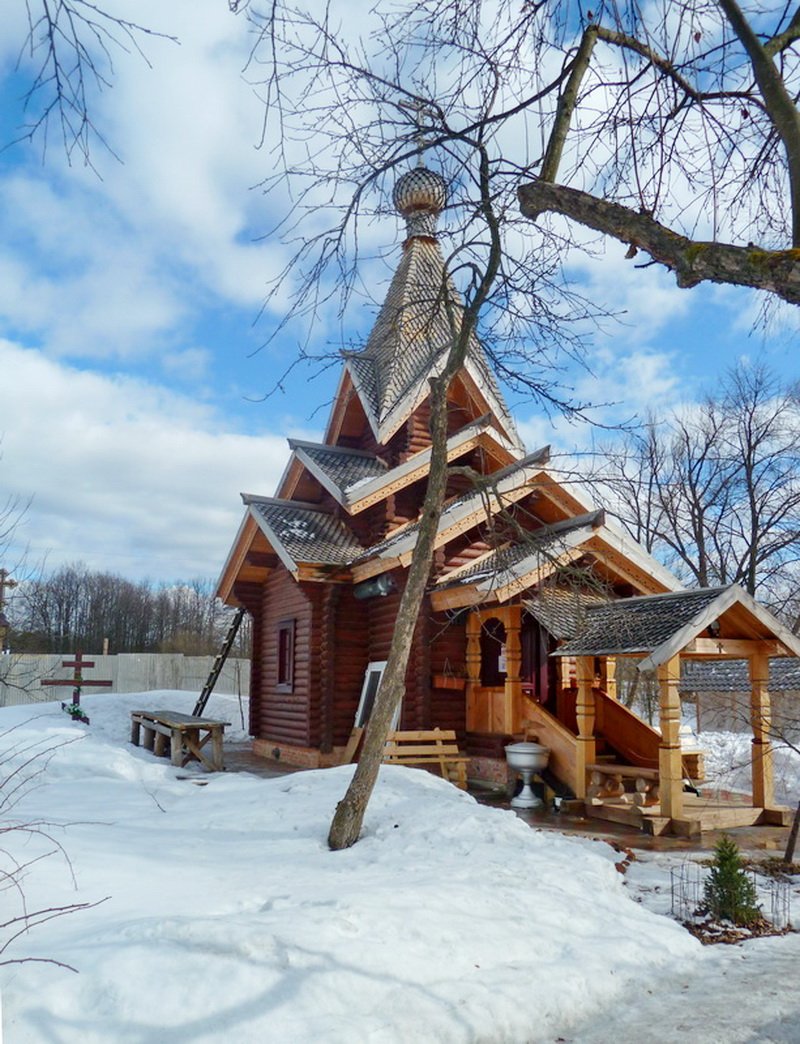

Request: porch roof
left=681, top=657, right=800, bottom=693
left=553, top=584, right=800, bottom=670
left=523, top=585, right=611, bottom=640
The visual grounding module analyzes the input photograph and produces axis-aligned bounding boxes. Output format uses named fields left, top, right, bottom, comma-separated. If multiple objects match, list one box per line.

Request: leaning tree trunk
left=328, top=376, right=451, bottom=850
left=327, top=141, right=501, bottom=851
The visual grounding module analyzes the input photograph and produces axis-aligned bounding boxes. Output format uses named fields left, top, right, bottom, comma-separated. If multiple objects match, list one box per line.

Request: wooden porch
left=460, top=588, right=799, bottom=837
left=584, top=789, right=792, bottom=838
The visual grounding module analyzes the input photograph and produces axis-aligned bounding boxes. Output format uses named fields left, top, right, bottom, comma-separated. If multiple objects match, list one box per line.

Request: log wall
left=253, top=566, right=321, bottom=746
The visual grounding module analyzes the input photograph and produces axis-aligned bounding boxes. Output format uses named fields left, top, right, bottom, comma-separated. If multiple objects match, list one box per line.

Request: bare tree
left=11, top=1, right=175, bottom=164
left=11, top=565, right=247, bottom=656
left=599, top=361, right=800, bottom=614
left=519, top=0, right=800, bottom=305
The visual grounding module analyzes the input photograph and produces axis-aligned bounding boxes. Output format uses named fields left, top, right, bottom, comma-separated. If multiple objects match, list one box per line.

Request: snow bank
left=0, top=691, right=701, bottom=1043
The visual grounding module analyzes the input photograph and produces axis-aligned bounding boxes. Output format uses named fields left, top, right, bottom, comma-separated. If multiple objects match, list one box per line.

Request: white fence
left=0, top=653, right=250, bottom=707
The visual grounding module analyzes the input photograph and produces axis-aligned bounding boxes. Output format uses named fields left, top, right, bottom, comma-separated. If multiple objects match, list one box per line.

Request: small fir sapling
left=703, top=835, right=761, bottom=926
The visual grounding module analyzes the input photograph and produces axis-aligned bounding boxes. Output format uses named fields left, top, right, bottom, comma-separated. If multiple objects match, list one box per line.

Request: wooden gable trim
left=430, top=544, right=586, bottom=611
left=352, top=477, right=544, bottom=582
left=216, top=514, right=276, bottom=607
left=683, top=637, right=784, bottom=658
left=582, top=527, right=682, bottom=595
left=324, top=368, right=357, bottom=446
left=638, top=586, right=800, bottom=672
left=275, top=455, right=307, bottom=502
left=434, top=541, right=512, bottom=588
left=346, top=419, right=520, bottom=514
left=458, top=360, right=525, bottom=455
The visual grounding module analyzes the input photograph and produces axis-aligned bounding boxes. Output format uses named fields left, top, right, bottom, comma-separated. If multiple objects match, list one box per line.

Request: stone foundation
left=468, top=755, right=512, bottom=787
left=251, top=739, right=344, bottom=768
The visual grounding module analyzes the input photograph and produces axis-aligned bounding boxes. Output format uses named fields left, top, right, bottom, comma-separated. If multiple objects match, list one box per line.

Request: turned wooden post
left=574, top=656, right=596, bottom=799
left=465, top=611, right=482, bottom=732
left=601, top=656, right=617, bottom=699
left=749, top=650, right=774, bottom=809
left=657, top=655, right=683, bottom=821
left=504, top=606, right=522, bottom=734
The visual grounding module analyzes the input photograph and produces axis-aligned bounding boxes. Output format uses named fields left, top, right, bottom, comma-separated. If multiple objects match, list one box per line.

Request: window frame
left=354, top=661, right=401, bottom=729
left=276, top=618, right=295, bottom=692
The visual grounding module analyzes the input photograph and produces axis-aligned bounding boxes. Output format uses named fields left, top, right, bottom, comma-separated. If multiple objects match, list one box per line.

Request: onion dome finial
left=392, top=165, right=447, bottom=238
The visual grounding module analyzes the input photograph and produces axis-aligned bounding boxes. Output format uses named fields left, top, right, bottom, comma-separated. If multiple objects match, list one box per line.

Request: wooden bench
left=131, top=710, right=230, bottom=772
left=382, top=729, right=470, bottom=790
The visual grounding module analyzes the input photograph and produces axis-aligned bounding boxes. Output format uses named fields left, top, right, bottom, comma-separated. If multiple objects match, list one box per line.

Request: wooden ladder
left=192, top=607, right=246, bottom=717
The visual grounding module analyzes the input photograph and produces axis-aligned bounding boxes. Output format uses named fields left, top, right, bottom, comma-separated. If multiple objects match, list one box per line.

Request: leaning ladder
left=192, top=606, right=246, bottom=717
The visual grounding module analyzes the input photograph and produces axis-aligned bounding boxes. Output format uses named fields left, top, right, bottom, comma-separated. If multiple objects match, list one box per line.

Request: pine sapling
left=703, top=835, right=760, bottom=926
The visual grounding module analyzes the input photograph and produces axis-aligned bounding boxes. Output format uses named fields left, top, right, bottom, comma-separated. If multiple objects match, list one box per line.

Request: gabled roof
left=282, top=416, right=520, bottom=514
left=554, top=585, right=800, bottom=670
left=430, top=512, right=605, bottom=609
left=286, top=441, right=387, bottom=503
left=243, top=495, right=363, bottom=575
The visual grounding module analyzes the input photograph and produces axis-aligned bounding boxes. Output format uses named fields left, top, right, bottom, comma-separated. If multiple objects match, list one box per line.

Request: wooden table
left=130, top=710, right=230, bottom=772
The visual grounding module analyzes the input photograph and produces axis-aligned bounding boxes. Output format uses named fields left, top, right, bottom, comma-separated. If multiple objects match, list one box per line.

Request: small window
left=277, top=619, right=294, bottom=691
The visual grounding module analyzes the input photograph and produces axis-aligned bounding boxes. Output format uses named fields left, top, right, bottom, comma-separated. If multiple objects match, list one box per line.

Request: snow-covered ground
left=1, top=690, right=799, bottom=1043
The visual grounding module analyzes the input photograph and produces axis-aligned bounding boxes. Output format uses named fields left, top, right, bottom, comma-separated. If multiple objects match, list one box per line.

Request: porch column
left=504, top=606, right=522, bottom=734
left=601, top=657, right=617, bottom=699
left=574, top=656, right=596, bottom=799
left=657, top=655, right=683, bottom=821
left=749, top=650, right=774, bottom=809
left=465, top=611, right=482, bottom=732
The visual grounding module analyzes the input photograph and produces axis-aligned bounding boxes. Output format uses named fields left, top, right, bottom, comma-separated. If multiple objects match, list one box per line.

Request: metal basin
left=505, top=742, right=550, bottom=809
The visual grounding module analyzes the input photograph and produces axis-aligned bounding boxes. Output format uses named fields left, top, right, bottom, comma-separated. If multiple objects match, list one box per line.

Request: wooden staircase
left=523, top=690, right=712, bottom=835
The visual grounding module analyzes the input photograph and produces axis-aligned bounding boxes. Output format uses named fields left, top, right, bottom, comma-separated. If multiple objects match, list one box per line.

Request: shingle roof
left=434, top=512, right=604, bottom=593
left=245, top=496, right=363, bottom=568
left=554, top=587, right=729, bottom=656
left=681, top=658, right=800, bottom=693
left=523, top=585, right=611, bottom=641
left=344, top=235, right=522, bottom=451
left=290, top=441, right=386, bottom=496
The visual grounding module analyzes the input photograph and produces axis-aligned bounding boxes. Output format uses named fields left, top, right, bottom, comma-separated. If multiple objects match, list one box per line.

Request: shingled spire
left=339, top=165, right=524, bottom=454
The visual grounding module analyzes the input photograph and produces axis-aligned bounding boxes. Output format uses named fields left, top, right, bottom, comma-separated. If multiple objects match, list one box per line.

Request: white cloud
left=0, top=339, right=289, bottom=581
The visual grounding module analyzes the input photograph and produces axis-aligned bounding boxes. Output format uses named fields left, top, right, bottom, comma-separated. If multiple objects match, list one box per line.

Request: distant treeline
left=7, top=563, right=250, bottom=657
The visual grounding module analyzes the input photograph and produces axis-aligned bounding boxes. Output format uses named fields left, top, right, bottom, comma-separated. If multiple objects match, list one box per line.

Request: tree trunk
left=784, top=800, right=800, bottom=864
left=328, top=377, right=452, bottom=850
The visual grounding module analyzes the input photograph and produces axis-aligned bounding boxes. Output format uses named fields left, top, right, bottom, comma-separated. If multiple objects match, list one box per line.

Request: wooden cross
left=41, top=649, right=112, bottom=718
left=0, top=568, right=17, bottom=606
left=0, top=568, right=16, bottom=651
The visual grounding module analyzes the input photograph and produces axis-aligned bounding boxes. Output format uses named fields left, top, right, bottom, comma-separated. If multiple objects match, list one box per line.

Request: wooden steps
left=585, top=791, right=791, bottom=836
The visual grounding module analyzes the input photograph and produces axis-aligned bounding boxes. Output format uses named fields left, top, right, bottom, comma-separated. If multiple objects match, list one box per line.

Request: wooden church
left=217, top=165, right=799, bottom=836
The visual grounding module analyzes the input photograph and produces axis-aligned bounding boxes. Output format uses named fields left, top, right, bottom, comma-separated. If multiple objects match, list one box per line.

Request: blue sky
left=0, top=1, right=797, bottom=585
